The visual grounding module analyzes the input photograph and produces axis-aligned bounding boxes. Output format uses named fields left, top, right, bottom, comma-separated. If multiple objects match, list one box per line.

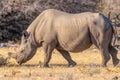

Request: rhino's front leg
left=42, top=42, right=55, bottom=67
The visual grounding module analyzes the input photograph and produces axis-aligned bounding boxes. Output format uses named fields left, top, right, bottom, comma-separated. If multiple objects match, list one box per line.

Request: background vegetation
left=0, top=0, right=119, bottom=42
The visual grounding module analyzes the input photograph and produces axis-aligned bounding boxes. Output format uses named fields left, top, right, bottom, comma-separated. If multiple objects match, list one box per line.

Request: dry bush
left=0, top=0, right=119, bottom=42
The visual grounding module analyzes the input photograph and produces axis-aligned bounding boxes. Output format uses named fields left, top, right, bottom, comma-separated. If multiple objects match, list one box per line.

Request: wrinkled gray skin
left=8, top=9, right=119, bottom=67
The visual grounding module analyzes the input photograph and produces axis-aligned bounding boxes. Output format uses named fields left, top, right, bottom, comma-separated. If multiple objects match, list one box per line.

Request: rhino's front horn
left=8, top=52, right=17, bottom=59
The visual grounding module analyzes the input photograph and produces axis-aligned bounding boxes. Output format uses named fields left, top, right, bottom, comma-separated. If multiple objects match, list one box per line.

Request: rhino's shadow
left=7, top=63, right=68, bottom=67
left=7, top=64, right=38, bottom=67
left=7, top=63, right=102, bottom=68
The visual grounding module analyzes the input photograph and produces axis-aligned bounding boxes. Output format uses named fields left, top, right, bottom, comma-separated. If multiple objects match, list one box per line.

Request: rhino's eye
left=24, top=39, right=27, bottom=43
left=20, top=50, right=24, bottom=53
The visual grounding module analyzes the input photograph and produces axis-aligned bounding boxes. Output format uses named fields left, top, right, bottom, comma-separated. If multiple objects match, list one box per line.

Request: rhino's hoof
left=68, top=62, right=76, bottom=67
left=113, top=59, right=119, bottom=67
left=114, top=59, right=120, bottom=67
left=41, top=64, right=49, bottom=68
left=101, top=64, right=107, bottom=67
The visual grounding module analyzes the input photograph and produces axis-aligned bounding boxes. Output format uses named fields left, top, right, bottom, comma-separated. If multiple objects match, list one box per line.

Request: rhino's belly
left=58, top=35, right=92, bottom=52
left=70, top=41, right=92, bottom=52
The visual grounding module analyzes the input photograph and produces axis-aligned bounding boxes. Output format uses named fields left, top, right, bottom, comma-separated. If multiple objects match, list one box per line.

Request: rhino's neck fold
left=30, top=33, right=38, bottom=47
left=27, top=23, right=38, bottom=48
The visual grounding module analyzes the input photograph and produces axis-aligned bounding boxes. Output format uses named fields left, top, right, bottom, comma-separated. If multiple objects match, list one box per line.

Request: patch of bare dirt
left=0, top=47, right=120, bottom=80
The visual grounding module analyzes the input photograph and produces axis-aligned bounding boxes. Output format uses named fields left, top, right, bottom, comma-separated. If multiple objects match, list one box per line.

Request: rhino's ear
left=22, top=30, right=30, bottom=39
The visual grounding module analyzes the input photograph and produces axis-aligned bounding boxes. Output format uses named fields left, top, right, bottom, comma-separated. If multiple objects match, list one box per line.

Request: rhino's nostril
left=18, top=61, right=21, bottom=65
left=18, top=61, right=20, bottom=64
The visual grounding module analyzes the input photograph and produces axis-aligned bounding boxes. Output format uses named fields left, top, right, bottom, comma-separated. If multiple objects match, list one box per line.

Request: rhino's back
left=49, top=10, right=96, bottom=52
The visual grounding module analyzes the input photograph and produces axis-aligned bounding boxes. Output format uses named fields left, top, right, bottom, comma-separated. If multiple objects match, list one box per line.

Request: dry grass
left=0, top=47, right=120, bottom=80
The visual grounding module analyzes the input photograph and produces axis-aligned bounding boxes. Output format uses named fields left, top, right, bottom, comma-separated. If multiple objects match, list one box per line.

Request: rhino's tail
left=102, top=12, right=118, bottom=46
left=111, top=23, right=118, bottom=46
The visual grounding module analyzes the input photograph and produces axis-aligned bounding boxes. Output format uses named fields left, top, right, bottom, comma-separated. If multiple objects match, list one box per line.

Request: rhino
left=8, top=9, right=119, bottom=67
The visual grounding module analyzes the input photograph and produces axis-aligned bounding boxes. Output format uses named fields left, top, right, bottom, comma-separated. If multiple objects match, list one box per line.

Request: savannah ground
left=0, top=47, right=120, bottom=80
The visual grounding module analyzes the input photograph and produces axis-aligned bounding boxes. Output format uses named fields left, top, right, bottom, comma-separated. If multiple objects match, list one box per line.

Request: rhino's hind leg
left=94, top=41, right=111, bottom=67
left=90, top=29, right=111, bottom=67
left=56, top=49, right=76, bottom=67
left=109, top=45, right=119, bottom=66
left=100, top=47, right=110, bottom=67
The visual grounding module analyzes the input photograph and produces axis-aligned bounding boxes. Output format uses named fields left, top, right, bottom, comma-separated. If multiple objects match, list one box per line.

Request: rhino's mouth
left=16, top=55, right=26, bottom=65
left=17, top=55, right=29, bottom=65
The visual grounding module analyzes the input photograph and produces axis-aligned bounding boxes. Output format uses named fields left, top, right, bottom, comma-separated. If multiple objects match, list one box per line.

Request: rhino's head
left=8, top=30, right=37, bottom=65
